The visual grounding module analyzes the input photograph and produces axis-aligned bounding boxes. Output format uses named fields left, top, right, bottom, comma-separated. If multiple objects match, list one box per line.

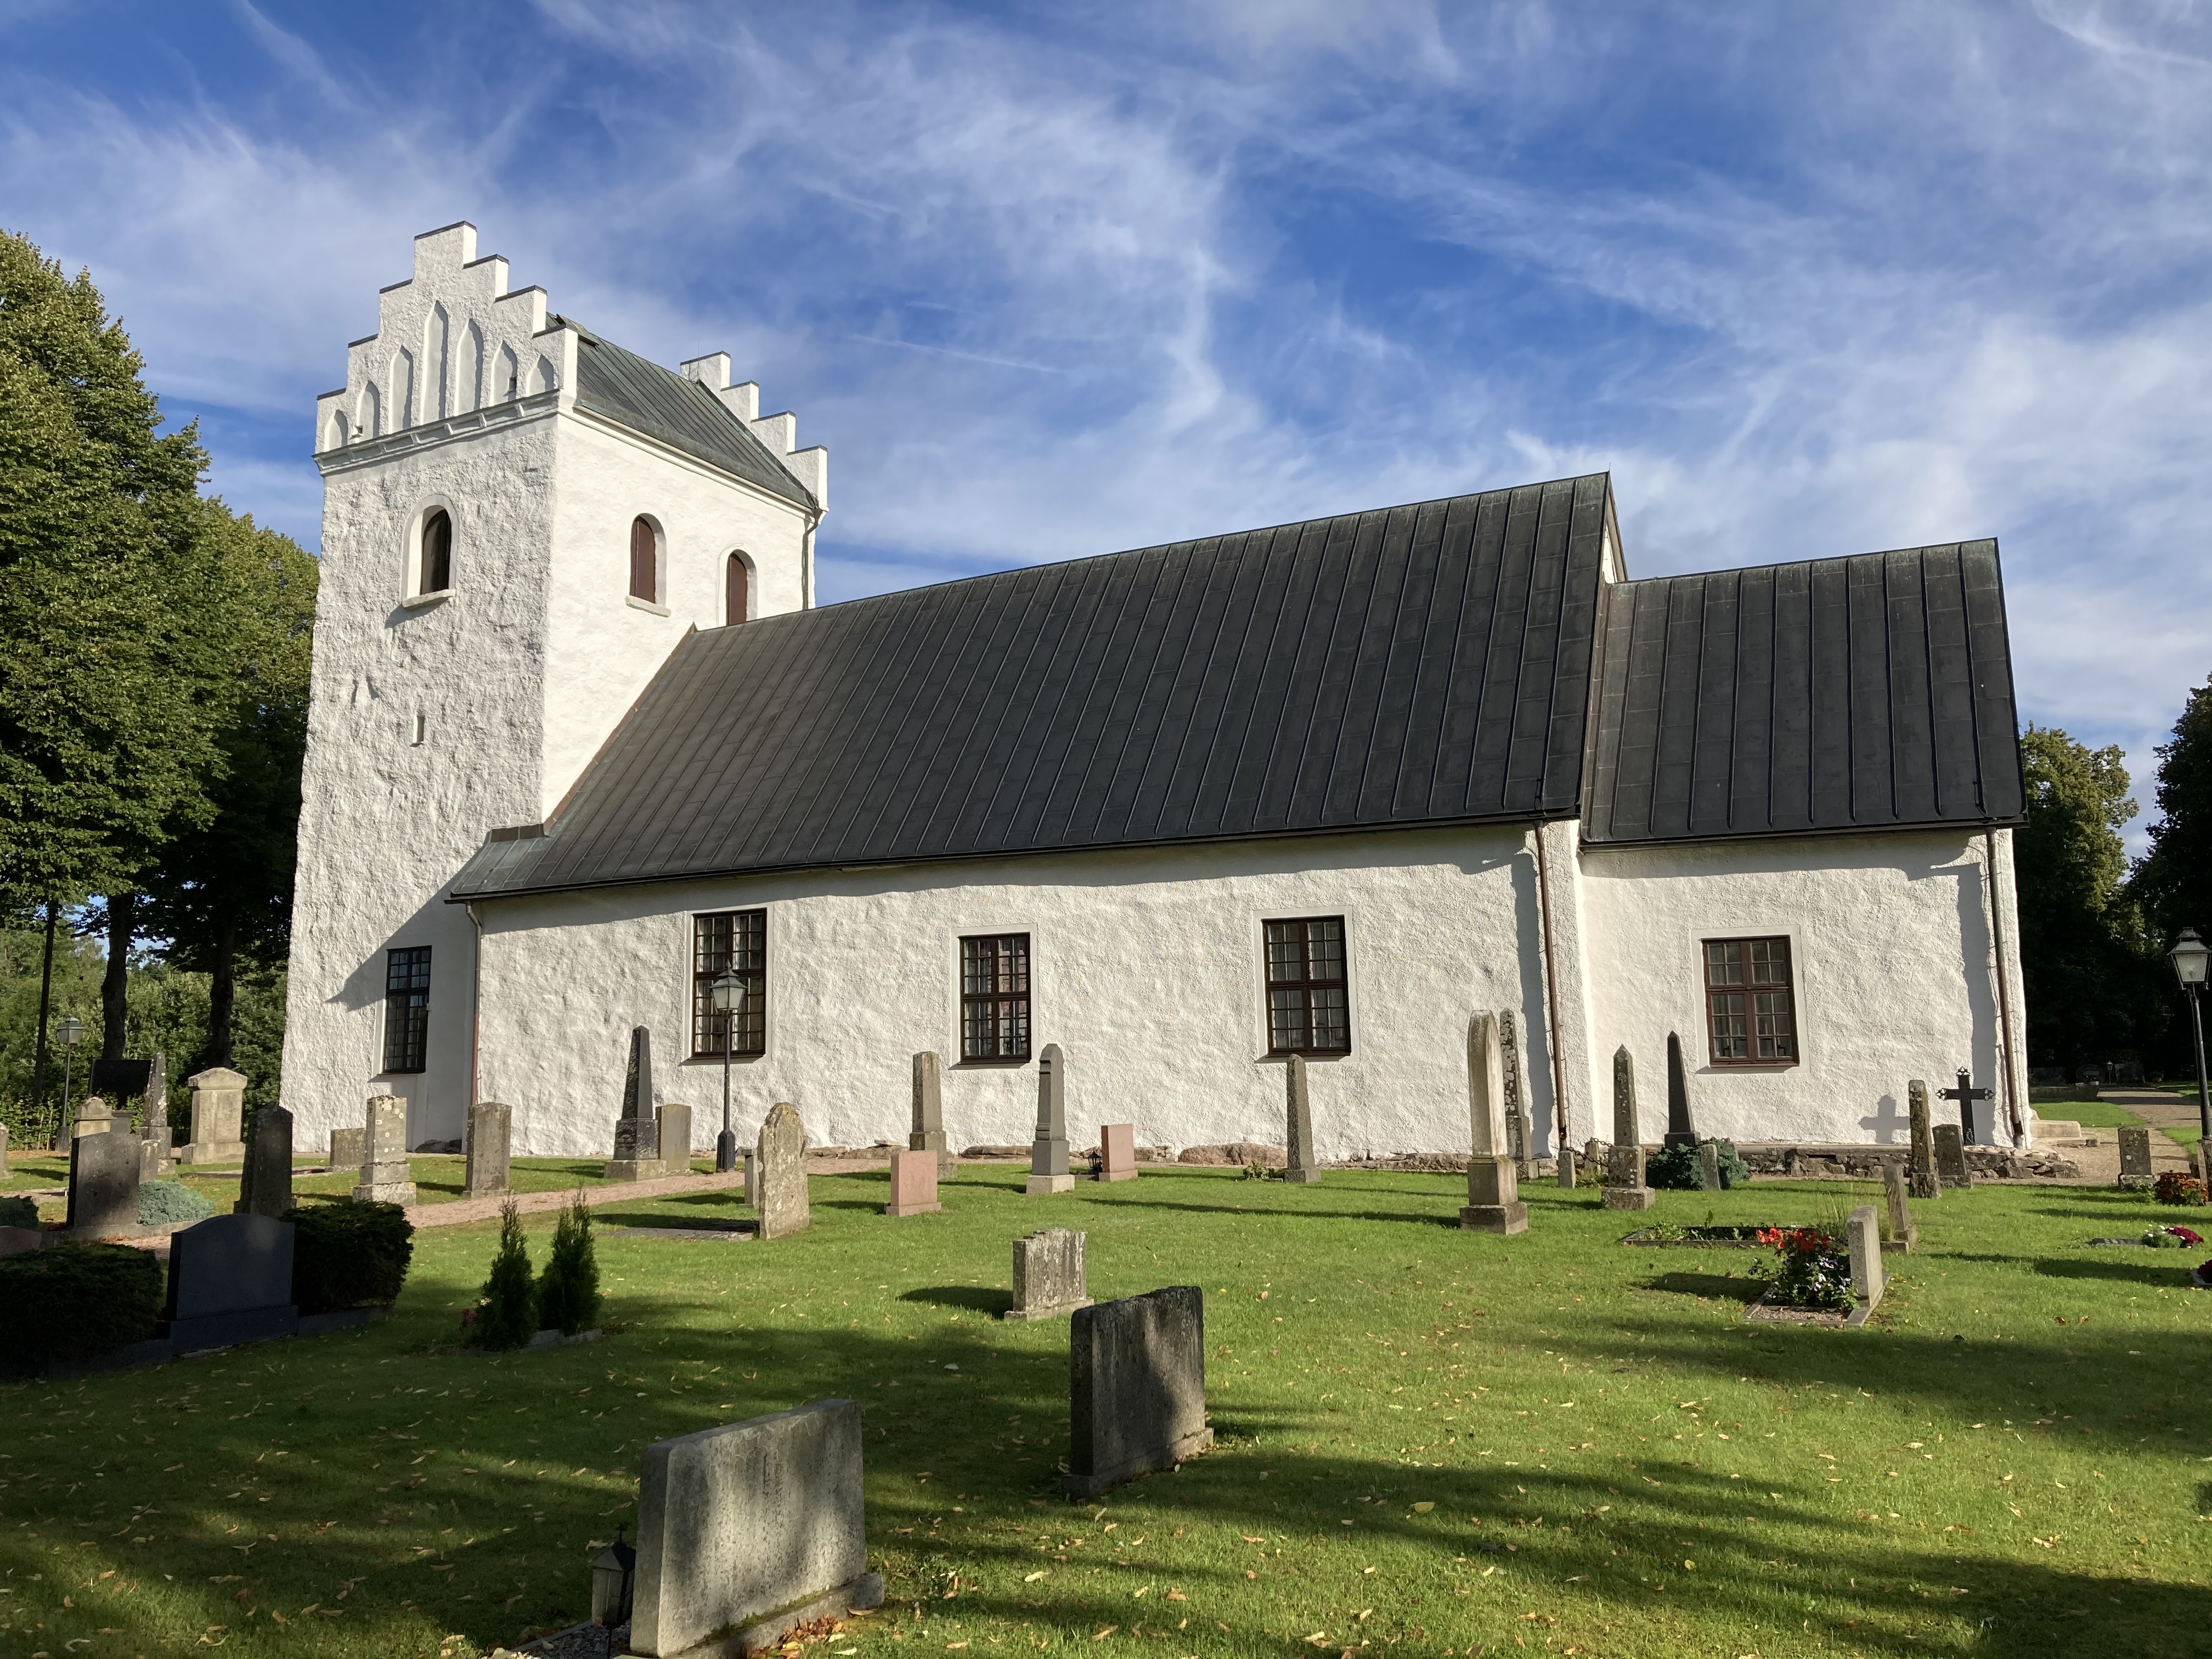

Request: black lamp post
left=54, top=1015, right=84, bottom=1152
left=2171, top=927, right=2211, bottom=1179
left=711, top=970, right=743, bottom=1173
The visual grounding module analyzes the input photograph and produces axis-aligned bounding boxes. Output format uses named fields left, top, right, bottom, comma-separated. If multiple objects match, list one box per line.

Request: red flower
left=2169, top=1226, right=2203, bottom=1245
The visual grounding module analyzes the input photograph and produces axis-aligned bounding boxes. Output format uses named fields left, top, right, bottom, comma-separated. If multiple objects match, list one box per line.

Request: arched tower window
left=630, top=517, right=659, bottom=602
left=726, top=552, right=749, bottom=624
left=420, top=509, right=453, bottom=594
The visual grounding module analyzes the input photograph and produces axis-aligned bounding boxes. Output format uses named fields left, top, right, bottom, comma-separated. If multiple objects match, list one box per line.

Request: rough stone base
left=1884, top=1227, right=1918, bottom=1254
left=2118, top=1176, right=2153, bottom=1190
left=884, top=1199, right=942, bottom=1217
left=1281, top=1167, right=1322, bottom=1184
left=1600, top=1186, right=1656, bottom=1211
left=354, top=1181, right=418, bottom=1204
left=178, top=1141, right=245, bottom=1165
left=1002, top=1298, right=1092, bottom=1323
left=625, top=1572, right=886, bottom=1659
left=603, top=1159, right=669, bottom=1183
left=1026, top=1173, right=1076, bottom=1195
left=1459, top=1203, right=1528, bottom=1234
left=1062, top=1426, right=1214, bottom=1500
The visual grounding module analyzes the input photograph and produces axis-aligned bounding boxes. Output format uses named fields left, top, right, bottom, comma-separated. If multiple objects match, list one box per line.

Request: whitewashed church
left=280, top=223, right=2035, bottom=1163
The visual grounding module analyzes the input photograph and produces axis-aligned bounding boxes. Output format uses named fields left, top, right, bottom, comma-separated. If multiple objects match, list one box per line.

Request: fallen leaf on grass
left=1024, top=1571, right=1047, bottom=1583
left=1093, top=1628, right=1118, bottom=1641
left=1412, top=1502, right=1435, bottom=1513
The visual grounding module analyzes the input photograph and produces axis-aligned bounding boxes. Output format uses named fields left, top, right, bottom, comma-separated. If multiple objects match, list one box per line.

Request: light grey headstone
left=354, top=1094, right=417, bottom=1203
left=657, top=1102, right=693, bottom=1176
left=1460, top=1012, right=1527, bottom=1233
left=1697, top=1141, right=1722, bottom=1192
left=607, top=1025, right=662, bottom=1177
left=910, top=1051, right=955, bottom=1176
left=234, top=1105, right=293, bottom=1219
left=179, top=1068, right=247, bottom=1164
left=1282, top=1055, right=1319, bottom=1183
left=1602, top=1046, right=1654, bottom=1210
left=1498, top=1009, right=1534, bottom=1173
left=2117, top=1125, right=2154, bottom=1189
left=1846, top=1203, right=1884, bottom=1312
left=755, top=1102, right=809, bottom=1239
left=165, top=1212, right=298, bottom=1351
left=1006, top=1226, right=1090, bottom=1321
left=67, top=1127, right=142, bottom=1238
left=1933, top=1122, right=1972, bottom=1189
left=1663, top=1032, right=1699, bottom=1150
left=1556, top=1145, right=1577, bottom=1189
left=1027, top=1042, right=1073, bottom=1195
left=1064, top=1286, right=1212, bottom=1499
left=1908, top=1080, right=1940, bottom=1200
left=629, top=1399, right=879, bottom=1659
left=465, top=1101, right=512, bottom=1197
left=330, top=1125, right=366, bottom=1171
left=143, top=1052, right=167, bottom=1139
left=1882, top=1161, right=1917, bottom=1251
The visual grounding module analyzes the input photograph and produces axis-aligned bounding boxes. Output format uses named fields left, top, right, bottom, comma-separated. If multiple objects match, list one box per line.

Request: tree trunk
left=207, top=916, right=238, bottom=1069
left=101, top=893, right=134, bottom=1061
left=33, top=900, right=58, bottom=1144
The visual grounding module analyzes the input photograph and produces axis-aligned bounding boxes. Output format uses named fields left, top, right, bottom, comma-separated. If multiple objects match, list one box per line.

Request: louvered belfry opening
left=726, top=552, right=749, bottom=624
left=629, top=517, right=657, bottom=602
left=420, top=509, right=452, bottom=594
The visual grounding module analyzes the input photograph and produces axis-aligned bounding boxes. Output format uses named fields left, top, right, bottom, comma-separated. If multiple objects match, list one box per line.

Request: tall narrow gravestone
left=355, top=1095, right=417, bottom=1204
left=0, top=1122, right=8, bottom=1178
left=1028, top=1043, right=1074, bottom=1195
left=1908, top=1079, right=1941, bottom=1200
left=628, top=1400, right=883, bottom=1659
left=884, top=1149, right=941, bottom=1217
left=1663, top=1033, right=1699, bottom=1150
left=1064, top=1286, right=1212, bottom=1499
left=465, top=1101, right=512, bottom=1198
left=1933, top=1123, right=1972, bottom=1189
left=1498, top=1009, right=1536, bottom=1176
left=657, top=1102, right=693, bottom=1177
left=910, top=1051, right=956, bottom=1176
left=1698, top=1141, right=1723, bottom=1192
left=1460, top=1012, right=1528, bottom=1234
left=234, top=1105, right=294, bottom=1220
left=2117, top=1125, right=2155, bottom=1190
left=1556, top=1146, right=1577, bottom=1189
left=1602, top=1047, right=1655, bottom=1210
left=165, top=1213, right=298, bottom=1351
left=178, top=1067, right=247, bottom=1165
left=1846, top=1204, right=1885, bottom=1318
left=606, top=1026, right=663, bottom=1181
left=1006, top=1227, right=1090, bottom=1322
left=67, top=1128, right=142, bottom=1239
left=1882, top=1161, right=1917, bottom=1251
left=756, top=1102, right=809, bottom=1239
left=1283, top=1054, right=1321, bottom=1183
left=142, top=1053, right=173, bottom=1177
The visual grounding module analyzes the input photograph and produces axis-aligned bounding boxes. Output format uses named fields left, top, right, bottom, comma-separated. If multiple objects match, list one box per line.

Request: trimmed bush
left=1647, top=1139, right=1751, bottom=1191
left=0, top=1243, right=163, bottom=1361
left=471, top=1198, right=537, bottom=1350
left=535, top=1191, right=601, bottom=1336
left=283, top=1198, right=414, bottom=1314
left=0, top=1194, right=38, bottom=1229
left=137, top=1179, right=215, bottom=1228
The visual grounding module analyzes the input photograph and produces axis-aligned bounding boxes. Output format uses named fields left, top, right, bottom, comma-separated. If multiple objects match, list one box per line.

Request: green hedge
left=0, top=1193, right=37, bottom=1229
left=0, top=1243, right=163, bottom=1361
left=1647, top=1139, right=1751, bottom=1191
left=283, top=1198, right=414, bottom=1314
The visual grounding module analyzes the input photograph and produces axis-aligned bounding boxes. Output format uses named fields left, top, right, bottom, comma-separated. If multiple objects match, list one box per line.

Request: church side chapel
left=281, top=223, right=2032, bottom=1164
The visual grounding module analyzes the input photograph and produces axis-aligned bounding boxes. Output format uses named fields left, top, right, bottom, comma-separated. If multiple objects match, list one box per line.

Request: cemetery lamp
left=2171, top=928, right=2212, bottom=1176
left=710, top=970, right=744, bottom=1173
left=54, top=1015, right=84, bottom=1150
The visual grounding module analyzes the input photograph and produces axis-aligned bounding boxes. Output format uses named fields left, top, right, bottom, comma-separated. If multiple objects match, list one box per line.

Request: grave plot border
left=1620, top=1223, right=1796, bottom=1248
left=1743, top=1291, right=1876, bottom=1329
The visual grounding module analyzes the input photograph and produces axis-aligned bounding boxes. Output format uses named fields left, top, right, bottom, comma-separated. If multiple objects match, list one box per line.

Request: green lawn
left=3, top=1167, right=2209, bottom=1659
left=2037, top=1099, right=2141, bottom=1130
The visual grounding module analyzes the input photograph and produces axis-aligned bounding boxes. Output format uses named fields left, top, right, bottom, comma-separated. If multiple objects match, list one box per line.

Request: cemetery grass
left=3, top=1172, right=2208, bottom=1659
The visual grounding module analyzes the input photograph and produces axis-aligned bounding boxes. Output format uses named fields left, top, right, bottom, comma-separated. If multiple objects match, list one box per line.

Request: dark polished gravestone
left=67, top=1127, right=144, bottom=1239
left=164, top=1213, right=298, bottom=1352
left=606, top=1025, right=664, bottom=1182
left=1063, top=1286, right=1212, bottom=1499
left=235, top=1104, right=294, bottom=1219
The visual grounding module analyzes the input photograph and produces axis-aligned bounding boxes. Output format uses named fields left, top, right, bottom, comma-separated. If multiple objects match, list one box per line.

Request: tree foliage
left=2133, top=676, right=2212, bottom=949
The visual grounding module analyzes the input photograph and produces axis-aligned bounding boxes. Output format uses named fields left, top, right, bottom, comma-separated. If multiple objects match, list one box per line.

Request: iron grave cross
left=1939, top=1068, right=1993, bottom=1145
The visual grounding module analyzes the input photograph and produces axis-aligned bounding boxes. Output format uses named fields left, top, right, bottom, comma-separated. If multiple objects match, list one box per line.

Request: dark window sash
left=1263, top=916, right=1351, bottom=1057
left=692, top=909, right=768, bottom=1058
left=960, top=933, right=1031, bottom=1062
left=1702, top=935, right=1798, bottom=1066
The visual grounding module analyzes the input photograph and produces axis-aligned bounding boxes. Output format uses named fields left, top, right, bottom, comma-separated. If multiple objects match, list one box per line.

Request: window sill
left=1705, top=1060, right=1801, bottom=1072
left=400, top=588, right=453, bottom=610
left=954, top=1056, right=1033, bottom=1069
left=625, top=594, right=671, bottom=616
left=682, top=1052, right=765, bottom=1065
left=1267, top=1049, right=1352, bottom=1062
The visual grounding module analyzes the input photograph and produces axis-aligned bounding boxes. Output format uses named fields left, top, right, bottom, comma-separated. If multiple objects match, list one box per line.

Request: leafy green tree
left=2134, top=676, right=2212, bottom=950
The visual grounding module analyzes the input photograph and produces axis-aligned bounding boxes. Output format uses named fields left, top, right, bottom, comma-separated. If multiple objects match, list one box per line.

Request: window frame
left=959, top=932, right=1032, bottom=1064
left=382, top=946, right=432, bottom=1075
left=1262, top=914, right=1352, bottom=1058
left=419, top=507, right=453, bottom=595
left=1701, top=934, right=1801, bottom=1067
left=629, top=516, right=661, bottom=604
left=691, top=909, right=768, bottom=1060
left=726, top=551, right=752, bottom=624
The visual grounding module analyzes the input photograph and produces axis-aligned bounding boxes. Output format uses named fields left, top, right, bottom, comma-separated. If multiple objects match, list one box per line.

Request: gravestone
left=67, top=1127, right=142, bottom=1238
left=142, top=1051, right=170, bottom=1150
left=628, top=1399, right=882, bottom=1659
left=1283, top=1054, right=1320, bottom=1183
left=1846, top=1204, right=1884, bottom=1314
left=1097, top=1124, right=1137, bottom=1183
left=1460, top=1011, right=1527, bottom=1234
left=1882, top=1161, right=1917, bottom=1251
left=910, top=1050, right=955, bottom=1176
left=1663, top=1032, right=1699, bottom=1149
left=329, top=1126, right=366, bottom=1171
left=179, top=1068, right=248, bottom=1164
left=1698, top=1141, right=1722, bottom=1192
left=1908, top=1079, right=1941, bottom=1200
left=1933, top=1123, right=1972, bottom=1189
left=885, top=1148, right=941, bottom=1216
left=89, top=1056, right=152, bottom=1105
left=755, top=1102, right=809, bottom=1239
left=657, top=1102, right=693, bottom=1176
left=1498, top=1009, right=1536, bottom=1176
left=73, top=1095, right=119, bottom=1139
left=354, top=1094, right=417, bottom=1203
left=606, top=1026, right=663, bottom=1181
left=234, top=1104, right=294, bottom=1220
left=1602, top=1046, right=1655, bottom=1210
left=465, top=1101, right=512, bottom=1198
left=165, top=1212, right=299, bottom=1351
left=2117, top=1125, right=2155, bottom=1190
left=1028, top=1042, right=1074, bottom=1195
left=1005, top=1226, right=1090, bottom=1321
left=1065, top=1286, right=1212, bottom=1499
left=1556, top=1145, right=1577, bottom=1189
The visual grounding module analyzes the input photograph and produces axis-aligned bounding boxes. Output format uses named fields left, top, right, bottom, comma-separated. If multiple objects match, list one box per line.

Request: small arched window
left=629, top=517, right=658, bottom=602
left=420, top=509, right=453, bottom=594
left=726, top=552, right=749, bottom=624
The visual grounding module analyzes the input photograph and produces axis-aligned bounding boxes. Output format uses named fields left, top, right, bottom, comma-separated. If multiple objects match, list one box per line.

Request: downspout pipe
left=1983, top=828, right=2024, bottom=1145
left=1532, top=822, right=1572, bottom=1153
left=466, top=900, right=483, bottom=1127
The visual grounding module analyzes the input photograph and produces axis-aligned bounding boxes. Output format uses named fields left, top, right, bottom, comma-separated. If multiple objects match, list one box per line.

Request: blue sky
left=5, top=1, right=2209, bottom=842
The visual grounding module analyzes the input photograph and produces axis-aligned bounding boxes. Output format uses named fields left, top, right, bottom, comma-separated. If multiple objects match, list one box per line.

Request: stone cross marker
left=179, top=1067, right=247, bottom=1165
left=885, top=1148, right=941, bottom=1217
left=910, top=1051, right=956, bottom=1176
left=657, top=1102, right=693, bottom=1177
left=465, top=1101, right=512, bottom=1198
left=1460, top=1011, right=1528, bottom=1234
left=1933, top=1122, right=1972, bottom=1189
left=1939, top=1067, right=1994, bottom=1147
left=1698, top=1141, right=1723, bottom=1192
left=1602, top=1046, right=1655, bottom=1210
left=606, top=1026, right=662, bottom=1181
left=1846, top=1203, right=1885, bottom=1316
left=1498, top=1009, right=1534, bottom=1175
left=1663, top=1032, right=1699, bottom=1150
left=1556, top=1145, right=1577, bottom=1189
left=1005, top=1227, right=1090, bottom=1322
left=1908, top=1079, right=1940, bottom=1200
left=165, top=1213, right=299, bottom=1352
left=1064, top=1286, right=1213, bottom=1499
left=629, top=1400, right=883, bottom=1659
left=355, top=1094, right=417, bottom=1203
left=235, top=1105, right=294, bottom=1220
left=1283, top=1054, right=1320, bottom=1183
left=1882, top=1161, right=1917, bottom=1251
left=329, top=1125, right=366, bottom=1171
left=67, top=1127, right=142, bottom=1239
left=2117, top=1125, right=2155, bottom=1190
left=1028, top=1042, right=1074, bottom=1195
left=1097, top=1124, right=1138, bottom=1182
left=755, top=1102, right=809, bottom=1239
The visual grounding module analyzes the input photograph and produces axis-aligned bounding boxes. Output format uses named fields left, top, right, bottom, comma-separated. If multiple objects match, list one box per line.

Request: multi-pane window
left=1265, top=916, right=1350, bottom=1056
left=1704, top=936, right=1798, bottom=1064
left=692, top=910, right=768, bottom=1058
left=961, top=933, right=1031, bottom=1063
left=383, top=946, right=431, bottom=1074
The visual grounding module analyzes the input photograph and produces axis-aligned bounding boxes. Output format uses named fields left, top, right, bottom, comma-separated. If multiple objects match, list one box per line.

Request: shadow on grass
left=1634, top=1269, right=1764, bottom=1303
left=2031, top=1257, right=2196, bottom=1286
left=900, top=1285, right=1006, bottom=1314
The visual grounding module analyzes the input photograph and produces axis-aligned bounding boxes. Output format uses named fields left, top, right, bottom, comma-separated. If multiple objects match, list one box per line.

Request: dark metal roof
left=559, top=319, right=816, bottom=511
left=452, top=473, right=1616, bottom=899
left=1582, top=540, right=2024, bottom=844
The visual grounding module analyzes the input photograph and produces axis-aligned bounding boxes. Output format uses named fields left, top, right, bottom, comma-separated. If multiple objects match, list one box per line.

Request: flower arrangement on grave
left=470, top=1197, right=538, bottom=1350
left=2142, top=1224, right=2204, bottom=1249
left=2154, top=1171, right=2209, bottom=1207
left=535, top=1189, right=602, bottom=1336
left=1753, top=1225, right=1853, bottom=1310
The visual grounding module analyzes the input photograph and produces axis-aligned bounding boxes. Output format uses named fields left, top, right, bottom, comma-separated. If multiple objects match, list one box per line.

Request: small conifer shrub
left=535, top=1190, right=602, bottom=1336
left=471, top=1197, right=537, bottom=1350
left=137, top=1179, right=215, bottom=1228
